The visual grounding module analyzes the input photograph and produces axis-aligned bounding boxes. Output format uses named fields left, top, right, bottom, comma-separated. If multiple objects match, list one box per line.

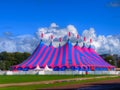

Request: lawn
left=0, top=74, right=105, bottom=84
left=0, top=76, right=119, bottom=90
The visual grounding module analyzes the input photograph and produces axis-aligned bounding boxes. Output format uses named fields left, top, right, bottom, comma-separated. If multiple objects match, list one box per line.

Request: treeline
left=0, top=52, right=30, bottom=70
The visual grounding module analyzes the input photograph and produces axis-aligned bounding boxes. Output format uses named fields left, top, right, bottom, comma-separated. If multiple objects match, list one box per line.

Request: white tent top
left=34, top=65, right=42, bottom=71
left=44, top=65, right=53, bottom=71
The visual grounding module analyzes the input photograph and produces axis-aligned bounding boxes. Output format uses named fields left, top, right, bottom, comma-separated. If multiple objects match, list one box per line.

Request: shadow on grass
left=79, top=83, right=120, bottom=90
left=39, top=83, right=120, bottom=90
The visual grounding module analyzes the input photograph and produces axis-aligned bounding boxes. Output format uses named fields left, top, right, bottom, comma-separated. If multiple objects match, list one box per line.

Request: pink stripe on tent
left=57, top=47, right=63, bottom=68
left=82, top=56, right=88, bottom=66
left=65, top=44, right=69, bottom=68
left=77, top=53, right=83, bottom=66
left=75, top=46, right=83, bottom=52
left=83, top=47, right=107, bottom=66
left=82, top=56, right=92, bottom=67
left=89, top=48, right=106, bottom=60
left=49, top=48, right=59, bottom=67
left=84, top=57, right=92, bottom=66
left=21, top=46, right=46, bottom=68
left=76, top=46, right=101, bottom=66
left=75, top=46, right=92, bottom=65
left=89, top=49, right=111, bottom=66
left=76, top=47, right=96, bottom=66
left=72, top=47, right=77, bottom=66
left=18, top=45, right=39, bottom=68
left=37, top=47, right=51, bottom=66
left=42, top=47, right=55, bottom=67
left=80, top=48, right=93, bottom=66
left=28, top=46, right=46, bottom=68
left=77, top=46, right=97, bottom=66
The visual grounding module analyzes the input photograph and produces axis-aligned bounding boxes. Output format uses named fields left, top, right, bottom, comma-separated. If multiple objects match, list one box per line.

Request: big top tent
left=11, top=32, right=115, bottom=71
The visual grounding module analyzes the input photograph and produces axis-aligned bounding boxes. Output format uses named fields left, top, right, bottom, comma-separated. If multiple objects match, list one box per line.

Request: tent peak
left=75, top=41, right=79, bottom=46
left=49, top=41, right=53, bottom=46
left=82, top=42, right=86, bottom=47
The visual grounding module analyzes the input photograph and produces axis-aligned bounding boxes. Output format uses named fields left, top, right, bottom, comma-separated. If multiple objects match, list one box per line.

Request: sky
left=0, top=0, right=120, bottom=36
left=0, top=0, right=120, bottom=54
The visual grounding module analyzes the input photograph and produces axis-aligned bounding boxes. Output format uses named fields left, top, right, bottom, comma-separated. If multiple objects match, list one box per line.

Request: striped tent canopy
left=11, top=35, right=115, bottom=71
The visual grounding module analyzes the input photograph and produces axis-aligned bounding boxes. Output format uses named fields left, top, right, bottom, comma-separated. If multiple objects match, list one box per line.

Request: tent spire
left=83, top=36, right=86, bottom=47
left=76, top=34, right=80, bottom=46
left=39, top=33, right=44, bottom=45
left=68, top=32, right=71, bottom=41
left=59, top=37, right=62, bottom=47
left=49, top=35, right=53, bottom=46
left=89, top=38, right=92, bottom=48
left=40, top=32, right=44, bottom=41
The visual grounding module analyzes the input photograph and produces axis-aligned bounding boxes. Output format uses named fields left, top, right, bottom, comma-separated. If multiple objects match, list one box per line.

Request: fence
left=0, top=70, right=120, bottom=75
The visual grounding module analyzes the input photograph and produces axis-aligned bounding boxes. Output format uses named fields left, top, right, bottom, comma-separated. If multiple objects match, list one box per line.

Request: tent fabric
left=12, top=39, right=115, bottom=71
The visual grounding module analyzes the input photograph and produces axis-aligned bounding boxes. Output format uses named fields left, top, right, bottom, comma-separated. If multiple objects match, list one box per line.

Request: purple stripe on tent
left=78, top=47, right=105, bottom=66
left=58, top=46, right=63, bottom=68
left=82, top=56, right=88, bottom=66
left=42, top=47, right=55, bottom=67
left=47, top=48, right=57, bottom=66
left=84, top=57, right=92, bottom=66
left=76, top=53, right=83, bottom=66
left=16, top=43, right=40, bottom=67
left=68, top=44, right=72, bottom=67
left=21, top=45, right=46, bottom=68
left=79, top=54, right=86, bottom=65
left=84, top=51, right=104, bottom=66
left=74, top=46, right=86, bottom=65
left=65, top=43, right=69, bottom=67
left=49, top=48, right=59, bottom=67
left=76, top=47, right=96, bottom=66
left=28, top=46, right=47, bottom=68
left=61, top=45, right=66, bottom=66
left=26, top=46, right=47, bottom=67
left=32, top=46, right=48, bottom=67
left=39, top=47, right=52, bottom=66
left=76, top=48, right=94, bottom=66
left=54, top=47, right=61, bottom=66
left=37, top=46, right=51, bottom=66
left=89, top=48, right=111, bottom=66
left=83, top=47, right=109, bottom=67
left=72, top=47, right=77, bottom=66
left=74, top=49, right=81, bottom=66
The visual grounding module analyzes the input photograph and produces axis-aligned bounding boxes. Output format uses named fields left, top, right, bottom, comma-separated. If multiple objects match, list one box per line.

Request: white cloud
left=0, top=23, right=120, bottom=55
left=109, top=1, right=120, bottom=7
left=50, top=23, right=59, bottom=28
left=67, top=25, right=78, bottom=36
left=83, top=29, right=120, bottom=55
left=0, top=38, right=16, bottom=52
left=0, top=35, right=38, bottom=53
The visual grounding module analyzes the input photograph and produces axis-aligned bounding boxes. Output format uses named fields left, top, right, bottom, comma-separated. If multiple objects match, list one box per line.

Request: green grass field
left=0, top=75, right=119, bottom=90
left=0, top=74, right=105, bottom=84
left=1, top=77, right=119, bottom=90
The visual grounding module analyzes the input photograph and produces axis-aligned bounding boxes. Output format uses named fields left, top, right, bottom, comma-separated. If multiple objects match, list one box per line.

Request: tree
left=0, top=52, right=30, bottom=70
left=104, top=55, right=115, bottom=66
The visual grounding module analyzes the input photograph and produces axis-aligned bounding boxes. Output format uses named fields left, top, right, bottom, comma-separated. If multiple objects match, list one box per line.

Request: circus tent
left=11, top=32, right=115, bottom=71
